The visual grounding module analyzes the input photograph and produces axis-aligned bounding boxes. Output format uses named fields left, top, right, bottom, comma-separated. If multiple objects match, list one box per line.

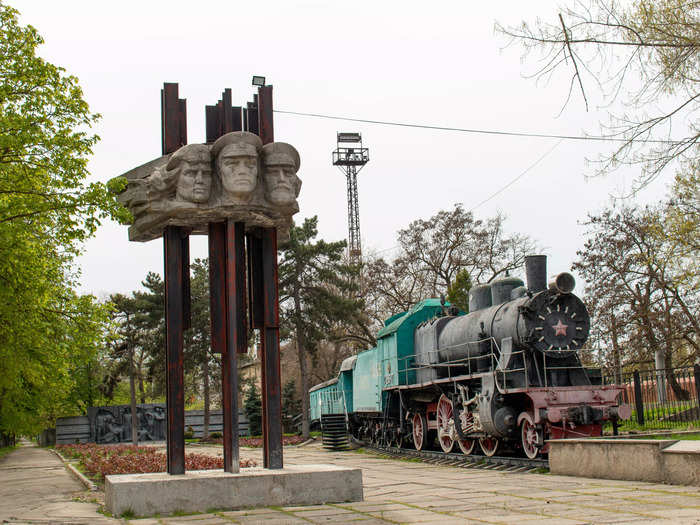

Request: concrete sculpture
left=115, top=133, right=301, bottom=242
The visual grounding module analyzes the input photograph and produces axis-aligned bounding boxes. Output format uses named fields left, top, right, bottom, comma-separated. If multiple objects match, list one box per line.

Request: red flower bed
left=56, top=444, right=255, bottom=481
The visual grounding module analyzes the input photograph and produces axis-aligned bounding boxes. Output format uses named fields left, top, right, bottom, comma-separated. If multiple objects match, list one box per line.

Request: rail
left=361, top=440, right=548, bottom=471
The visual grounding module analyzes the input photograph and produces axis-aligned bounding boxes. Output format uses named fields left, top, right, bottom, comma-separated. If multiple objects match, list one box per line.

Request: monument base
left=105, top=464, right=363, bottom=517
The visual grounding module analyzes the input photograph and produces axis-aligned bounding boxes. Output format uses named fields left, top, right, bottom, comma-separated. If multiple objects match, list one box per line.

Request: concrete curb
left=294, top=437, right=319, bottom=447
left=50, top=448, right=99, bottom=492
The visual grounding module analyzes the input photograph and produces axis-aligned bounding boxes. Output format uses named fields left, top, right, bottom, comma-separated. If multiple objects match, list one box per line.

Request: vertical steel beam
left=161, top=83, right=188, bottom=475
left=260, top=228, right=283, bottom=469
left=208, top=222, right=234, bottom=471
left=205, top=105, right=220, bottom=144
left=222, top=89, right=233, bottom=134
left=247, top=233, right=264, bottom=330
left=246, top=101, right=259, bottom=136
left=257, top=85, right=274, bottom=144
left=223, top=220, right=247, bottom=472
left=164, top=226, right=186, bottom=475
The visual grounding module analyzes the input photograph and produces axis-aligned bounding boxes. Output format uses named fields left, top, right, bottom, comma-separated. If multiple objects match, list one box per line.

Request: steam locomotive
left=310, top=255, right=630, bottom=458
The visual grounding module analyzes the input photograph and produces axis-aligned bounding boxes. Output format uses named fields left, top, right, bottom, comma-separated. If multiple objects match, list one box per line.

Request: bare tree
left=497, top=0, right=700, bottom=192
left=363, top=205, right=537, bottom=327
left=574, top=205, right=699, bottom=399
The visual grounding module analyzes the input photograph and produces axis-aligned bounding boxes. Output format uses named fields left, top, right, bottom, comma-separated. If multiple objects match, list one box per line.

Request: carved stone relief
left=88, top=404, right=166, bottom=444
left=115, top=133, right=301, bottom=242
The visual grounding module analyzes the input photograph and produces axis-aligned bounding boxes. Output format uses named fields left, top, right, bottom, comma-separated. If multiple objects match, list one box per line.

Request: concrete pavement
left=2, top=439, right=700, bottom=524
left=0, top=440, right=119, bottom=524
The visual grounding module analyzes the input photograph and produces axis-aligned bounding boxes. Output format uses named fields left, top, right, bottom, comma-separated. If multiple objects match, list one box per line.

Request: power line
left=363, top=139, right=564, bottom=258
left=274, top=109, right=677, bottom=144
left=468, top=139, right=564, bottom=212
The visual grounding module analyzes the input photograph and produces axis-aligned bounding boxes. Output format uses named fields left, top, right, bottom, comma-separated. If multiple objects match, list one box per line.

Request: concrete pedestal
left=105, top=464, right=363, bottom=518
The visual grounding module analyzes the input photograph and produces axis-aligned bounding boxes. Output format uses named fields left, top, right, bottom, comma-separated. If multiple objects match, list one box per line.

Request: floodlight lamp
left=252, top=75, right=266, bottom=87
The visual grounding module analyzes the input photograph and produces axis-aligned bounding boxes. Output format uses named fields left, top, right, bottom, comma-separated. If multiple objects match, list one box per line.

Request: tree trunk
left=664, top=351, right=690, bottom=401
left=203, top=356, right=210, bottom=440
left=297, top=338, right=311, bottom=439
left=610, top=316, right=622, bottom=384
left=129, top=344, right=138, bottom=445
left=137, top=353, right=146, bottom=404
left=138, top=375, right=145, bottom=405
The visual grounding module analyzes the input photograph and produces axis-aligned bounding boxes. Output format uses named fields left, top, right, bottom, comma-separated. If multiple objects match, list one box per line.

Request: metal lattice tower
left=332, top=133, right=369, bottom=261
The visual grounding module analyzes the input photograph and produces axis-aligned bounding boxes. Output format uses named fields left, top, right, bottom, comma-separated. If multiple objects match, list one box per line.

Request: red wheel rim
left=521, top=413, right=539, bottom=459
left=412, top=413, right=425, bottom=451
left=479, top=436, right=499, bottom=457
left=457, top=407, right=475, bottom=455
left=437, top=395, right=455, bottom=453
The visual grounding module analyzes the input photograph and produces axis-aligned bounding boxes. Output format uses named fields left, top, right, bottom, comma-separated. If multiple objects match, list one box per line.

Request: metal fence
left=605, top=365, right=700, bottom=430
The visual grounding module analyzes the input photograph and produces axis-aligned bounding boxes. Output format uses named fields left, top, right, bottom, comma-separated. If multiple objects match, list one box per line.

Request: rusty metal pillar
left=206, top=90, right=247, bottom=473
left=209, top=220, right=248, bottom=473
left=256, top=84, right=283, bottom=468
left=164, top=225, right=186, bottom=474
left=260, top=227, right=283, bottom=468
left=161, top=83, right=188, bottom=475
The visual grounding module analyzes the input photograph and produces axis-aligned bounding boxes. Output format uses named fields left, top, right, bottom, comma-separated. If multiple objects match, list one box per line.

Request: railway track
left=359, top=442, right=549, bottom=473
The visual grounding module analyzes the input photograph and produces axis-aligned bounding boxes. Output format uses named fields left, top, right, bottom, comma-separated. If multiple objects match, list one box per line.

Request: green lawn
left=0, top=445, right=16, bottom=460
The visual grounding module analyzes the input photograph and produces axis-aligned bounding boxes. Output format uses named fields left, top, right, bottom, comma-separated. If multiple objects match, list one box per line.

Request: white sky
left=13, top=0, right=675, bottom=298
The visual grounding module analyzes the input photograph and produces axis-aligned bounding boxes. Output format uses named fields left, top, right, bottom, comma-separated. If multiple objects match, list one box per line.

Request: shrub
left=244, top=382, right=262, bottom=436
left=55, top=444, right=255, bottom=481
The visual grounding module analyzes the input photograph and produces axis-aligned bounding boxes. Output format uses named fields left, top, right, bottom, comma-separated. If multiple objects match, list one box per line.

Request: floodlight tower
left=332, top=132, right=369, bottom=262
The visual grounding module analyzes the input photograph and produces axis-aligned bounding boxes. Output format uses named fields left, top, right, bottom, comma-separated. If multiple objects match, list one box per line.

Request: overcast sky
left=13, top=0, right=674, bottom=299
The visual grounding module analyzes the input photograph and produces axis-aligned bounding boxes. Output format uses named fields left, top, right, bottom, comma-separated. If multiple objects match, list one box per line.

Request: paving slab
left=0, top=440, right=121, bottom=524
left=5, top=439, right=700, bottom=524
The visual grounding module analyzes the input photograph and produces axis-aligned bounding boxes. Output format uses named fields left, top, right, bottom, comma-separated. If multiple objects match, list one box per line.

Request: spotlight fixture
left=252, top=75, right=266, bottom=87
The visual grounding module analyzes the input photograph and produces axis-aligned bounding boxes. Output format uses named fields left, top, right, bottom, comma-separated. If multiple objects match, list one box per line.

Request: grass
left=0, top=444, right=16, bottom=460
left=642, top=433, right=700, bottom=441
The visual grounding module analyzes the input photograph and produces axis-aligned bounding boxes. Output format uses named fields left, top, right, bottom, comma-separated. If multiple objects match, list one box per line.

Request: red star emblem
left=552, top=320, right=568, bottom=336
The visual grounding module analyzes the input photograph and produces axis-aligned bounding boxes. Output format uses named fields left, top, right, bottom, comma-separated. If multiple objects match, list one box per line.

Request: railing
left=386, top=338, right=590, bottom=393
left=316, top=389, right=348, bottom=417
left=604, top=365, right=700, bottom=430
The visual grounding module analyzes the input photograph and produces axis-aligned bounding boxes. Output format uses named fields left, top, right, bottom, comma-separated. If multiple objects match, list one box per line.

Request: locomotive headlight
left=548, top=272, right=576, bottom=294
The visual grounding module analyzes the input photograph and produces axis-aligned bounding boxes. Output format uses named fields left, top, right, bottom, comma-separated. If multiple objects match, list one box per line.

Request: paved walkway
left=2, top=440, right=700, bottom=524
left=0, top=440, right=117, bottom=524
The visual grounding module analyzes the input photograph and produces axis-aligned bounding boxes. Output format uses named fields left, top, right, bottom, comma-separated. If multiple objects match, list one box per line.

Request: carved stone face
left=172, top=147, right=212, bottom=203
left=218, top=145, right=258, bottom=199
left=264, top=160, right=297, bottom=206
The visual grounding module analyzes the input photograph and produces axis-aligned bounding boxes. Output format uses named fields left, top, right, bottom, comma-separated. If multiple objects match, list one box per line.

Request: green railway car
left=349, top=299, right=449, bottom=415
left=309, top=355, right=356, bottom=421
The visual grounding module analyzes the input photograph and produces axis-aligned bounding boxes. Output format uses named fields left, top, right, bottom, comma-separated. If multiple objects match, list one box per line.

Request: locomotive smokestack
left=525, top=255, right=547, bottom=293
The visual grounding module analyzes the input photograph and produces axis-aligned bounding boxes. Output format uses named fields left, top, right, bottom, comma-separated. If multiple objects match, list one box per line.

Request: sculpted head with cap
left=212, top=132, right=263, bottom=203
left=262, top=142, right=301, bottom=207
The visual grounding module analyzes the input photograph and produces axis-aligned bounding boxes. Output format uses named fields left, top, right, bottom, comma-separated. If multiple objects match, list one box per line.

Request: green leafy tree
left=0, top=4, right=128, bottom=436
left=281, top=380, right=302, bottom=433
left=279, top=217, right=363, bottom=438
left=497, top=0, right=700, bottom=191
left=447, top=269, right=472, bottom=313
left=243, top=381, right=262, bottom=437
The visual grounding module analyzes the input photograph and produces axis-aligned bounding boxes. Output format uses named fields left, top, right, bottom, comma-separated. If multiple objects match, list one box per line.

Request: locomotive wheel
left=412, top=412, right=428, bottom=451
left=479, top=436, right=500, bottom=457
left=458, top=437, right=476, bottom=455
left=436, top=395, right=455, bottom=453
left=456, top=405, right=476, bottom=455
left=520, top=412, right=540, bottom=459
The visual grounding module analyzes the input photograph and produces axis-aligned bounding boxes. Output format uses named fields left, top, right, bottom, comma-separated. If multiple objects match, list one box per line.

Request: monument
left=105, top=81, right=362, bottom=517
